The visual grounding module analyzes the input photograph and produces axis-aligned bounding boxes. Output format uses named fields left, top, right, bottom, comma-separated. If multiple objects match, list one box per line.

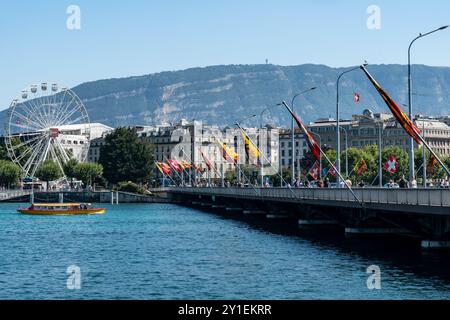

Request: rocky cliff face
left=2, top=63, right=450, bottom=132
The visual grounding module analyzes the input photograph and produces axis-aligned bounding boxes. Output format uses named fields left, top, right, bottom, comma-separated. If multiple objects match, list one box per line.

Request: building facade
left=307, top=109, right=450, bottom=157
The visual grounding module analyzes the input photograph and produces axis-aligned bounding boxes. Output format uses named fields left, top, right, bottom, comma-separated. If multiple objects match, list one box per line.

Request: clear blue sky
left=0, top=0, right=449, bottom=108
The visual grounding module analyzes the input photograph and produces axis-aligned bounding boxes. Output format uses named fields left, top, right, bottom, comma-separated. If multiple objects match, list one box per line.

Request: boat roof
left=32, top=203, right=91, bottom=207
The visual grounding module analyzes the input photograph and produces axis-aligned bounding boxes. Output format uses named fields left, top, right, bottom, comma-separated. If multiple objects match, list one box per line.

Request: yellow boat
left=17, top=203, right=105, bottom=215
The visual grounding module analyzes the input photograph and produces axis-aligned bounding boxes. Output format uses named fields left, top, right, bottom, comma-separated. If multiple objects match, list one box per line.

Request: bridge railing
left=0, top=190, right=32, bottom=200
left=170, top=187, right=450, bottom=207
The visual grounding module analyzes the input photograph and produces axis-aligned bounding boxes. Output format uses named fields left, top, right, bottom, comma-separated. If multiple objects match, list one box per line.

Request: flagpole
left=235, top=124, right=302, bottom=200
left=165, top=157, right=184, bottom=184
left=360, top=64, right=450, bottom=182
left=203, top=150, right=226, bottom=187
left=155, top=161, right=178, bottom=187
left=418, top=134, right=450, bottom=179
left=281, top=101, right=362, bottom=205
left=214, top=136, right=259, bottom=195
left=259, top=128, right=264, bottom=187
left=221, top=151, right=225, bottom=187
left=179, top=148, right=197, bottom=186
left=235, top=123, right=293, bottom=187
left=210, top=163, right=226, bottom=187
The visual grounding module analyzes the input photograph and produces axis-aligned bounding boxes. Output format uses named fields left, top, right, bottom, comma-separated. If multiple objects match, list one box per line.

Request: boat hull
left=17, top=208, right=105, bottom=215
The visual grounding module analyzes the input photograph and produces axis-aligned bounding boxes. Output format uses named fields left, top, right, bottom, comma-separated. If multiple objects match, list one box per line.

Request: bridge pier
left=226, top=207, right=243, bottom=212
left=421, top=240, right=450, bottom=249
left=298, top=219, right=339, bottom=226
left=243, top=210, right=266, bottom=215
left=345, top=227, right=410, bottom=236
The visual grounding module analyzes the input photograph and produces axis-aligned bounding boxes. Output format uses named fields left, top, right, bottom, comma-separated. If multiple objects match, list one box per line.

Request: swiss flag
left=308, top=161, right=320, bottom=180
left=383, top=155, right=399, bottom=174
left=168, top=159, right=183, bottom=173
left=327, top=163, right=337, bottom=178
left=353, top=92, right=360, bottom=103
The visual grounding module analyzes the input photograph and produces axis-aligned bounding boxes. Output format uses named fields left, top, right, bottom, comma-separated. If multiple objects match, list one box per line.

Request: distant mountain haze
left=1, top=64, right=450, bottom=133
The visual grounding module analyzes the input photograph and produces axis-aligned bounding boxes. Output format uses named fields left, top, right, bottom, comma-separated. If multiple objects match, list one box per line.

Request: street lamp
left=336, top=65, right=367, bottom=186
left=291, top=87, right=318, bottom=184
left=361, top=114, right=384, bottom=188
left=407, top=25, right=448, bottom=183
left=339, top=126, right=349, bottom=178
left=259, top=105, right=279, bottom=187
left=236, top=114, right=257, bottom=183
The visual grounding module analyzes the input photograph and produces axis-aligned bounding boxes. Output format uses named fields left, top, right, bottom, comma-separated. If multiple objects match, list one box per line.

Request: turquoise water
left=0, top=203, right=450, bottom=299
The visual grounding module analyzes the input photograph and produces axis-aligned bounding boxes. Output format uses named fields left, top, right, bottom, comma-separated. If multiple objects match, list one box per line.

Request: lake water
left=0, top=203, right=450, bottom=300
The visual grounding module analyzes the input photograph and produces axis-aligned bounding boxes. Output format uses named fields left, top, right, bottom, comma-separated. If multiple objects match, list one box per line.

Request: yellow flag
left=240, top=129, right=260, bottom=158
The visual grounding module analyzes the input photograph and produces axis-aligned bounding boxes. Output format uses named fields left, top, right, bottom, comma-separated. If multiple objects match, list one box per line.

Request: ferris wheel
left=4, top=83, right=91, bottom=180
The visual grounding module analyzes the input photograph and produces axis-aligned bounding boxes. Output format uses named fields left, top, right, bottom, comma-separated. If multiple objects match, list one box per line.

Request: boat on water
left=17, top=203, right=105, bottom=215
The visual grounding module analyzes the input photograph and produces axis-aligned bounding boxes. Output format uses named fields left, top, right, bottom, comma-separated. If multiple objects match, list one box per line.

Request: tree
left=0, top=160, right=22, bottom=188
left=0, top=143, right=8, bottom=161
left=63, top=158, right=79, bottom=180
left=73, top=162, right=103, bottom=187
left=99, top=127, right=154, bottom=184
left=35, top=160, right=62, bottom=190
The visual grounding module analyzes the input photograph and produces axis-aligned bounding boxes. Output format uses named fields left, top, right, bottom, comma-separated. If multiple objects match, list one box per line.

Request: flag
left=383, top=155, right=398, bottom=174
left=168, top=159, right=183, bottom=173
left=180, top=160, right=192, bottom=170
left=353, top=92, right=360, bottom=103
left=240, top=128, right=261, bottom=160
left=220, top=141, right=238, bottom=164
left=327, top=163, right=337, bottom=178
left=193, top=164, right=204, bottom=173
left=427, top=155, right=439, bottom=175
left=282, top=102, right=321, bottom=162
left=200, top=150, right=212, bottom=170
left=355, top=159, right=368, bottom=176
left=308, top=161, right=320, bottom=180
left=360, top=65, right=422, bottom=145
left=156, top=162, right=171, bottom=175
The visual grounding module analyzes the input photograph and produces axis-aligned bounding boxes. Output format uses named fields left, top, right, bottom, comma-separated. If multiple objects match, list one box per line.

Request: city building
left=59, top=123, right=113, bottom=162
left=278, top=128, right=307, bottom=179
left=307, top=109, right=450, bottom=157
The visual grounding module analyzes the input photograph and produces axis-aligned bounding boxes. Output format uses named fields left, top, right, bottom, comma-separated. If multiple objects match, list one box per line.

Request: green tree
left=343, top=146, right=377, bottom=185
left=0, top=142, right=8, bottom=160
left=73, top=162, right=103, bottom=187
left=99, top=127, right=154, bottom=184
left=35, top=160, right=63, bottom=190
left=0, top=160, right=22, bottom=188
left=63, top=158, right=79, bottom=180
left=271, top=169, right=291, bottom=186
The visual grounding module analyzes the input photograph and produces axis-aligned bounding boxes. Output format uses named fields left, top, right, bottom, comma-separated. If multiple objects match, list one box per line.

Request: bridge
left=167, top=187, right=450, bottom=249
left=0, top=190, right=32, bottom=202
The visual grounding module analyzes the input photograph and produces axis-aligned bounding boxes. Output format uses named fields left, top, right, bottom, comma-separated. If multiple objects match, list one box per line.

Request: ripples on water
left=0, top=203, right=449, bottom=299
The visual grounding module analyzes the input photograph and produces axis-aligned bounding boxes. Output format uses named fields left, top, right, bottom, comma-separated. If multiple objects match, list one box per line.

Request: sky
left=0, top=0, right=449, bottom=108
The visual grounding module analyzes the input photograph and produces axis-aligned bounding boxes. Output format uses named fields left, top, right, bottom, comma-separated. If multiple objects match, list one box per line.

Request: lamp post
left=291, top=87, right=318, bottom=185
left=407, top=25, right=448, bottom=183
left=421, top=118, right=427, bottom=188
left=259, top=106, right=273, bottom=187
left=339, top=126, right=349, bottom=177
left=236, top=114, right=257, bottom=184
left=361, top=114, right=384, bottom=188
left=336, top=66, right=365, bottom=187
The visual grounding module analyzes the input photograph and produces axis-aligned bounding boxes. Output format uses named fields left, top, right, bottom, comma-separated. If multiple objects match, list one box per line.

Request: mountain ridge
left=1, top=63, right=450, bottom=133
